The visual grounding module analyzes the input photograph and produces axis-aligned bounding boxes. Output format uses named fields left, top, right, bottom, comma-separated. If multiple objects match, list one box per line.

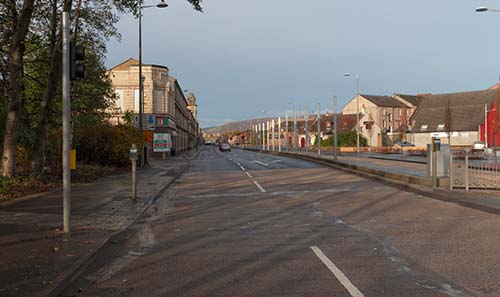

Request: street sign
left=155, top=116, right=169, bottom=127
left=146, top=114, right=155, bottom=130
left=153, top=133, right=171, bottom=152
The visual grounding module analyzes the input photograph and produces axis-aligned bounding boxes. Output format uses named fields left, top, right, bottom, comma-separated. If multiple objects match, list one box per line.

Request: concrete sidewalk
left=0, top=150, right=196, bottom=297
left=245, top=147, right=500, bottom=215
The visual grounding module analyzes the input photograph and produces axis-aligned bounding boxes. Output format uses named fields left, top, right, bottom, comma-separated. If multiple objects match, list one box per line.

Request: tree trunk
left=1, top=0, right=36, bottom=177
left=30, top=0, right=60, bottom=171
left=30, top=0, right=72, bottom=171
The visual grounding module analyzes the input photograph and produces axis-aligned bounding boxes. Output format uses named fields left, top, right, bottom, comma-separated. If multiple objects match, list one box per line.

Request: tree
left=1, top=0, right=36, bottom=177
left=1, top=0, right=203, bottom=177
left=445, top=97, right=452, bottom=145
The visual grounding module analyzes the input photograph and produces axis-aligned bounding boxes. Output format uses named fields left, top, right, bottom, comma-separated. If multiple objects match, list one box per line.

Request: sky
left=106, top=0, right=500, bottom=128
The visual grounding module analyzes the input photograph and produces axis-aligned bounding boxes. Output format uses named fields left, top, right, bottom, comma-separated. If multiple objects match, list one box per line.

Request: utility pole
left=62, top=11, right=71, bottom=233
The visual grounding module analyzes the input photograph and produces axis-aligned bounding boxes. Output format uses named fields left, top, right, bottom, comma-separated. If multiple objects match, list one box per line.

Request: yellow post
left=70, top=149, right=76, bottom=170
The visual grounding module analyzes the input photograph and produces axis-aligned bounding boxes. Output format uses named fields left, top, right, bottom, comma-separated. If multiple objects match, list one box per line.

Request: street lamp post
left=278, top=117, right=281, bottom=152
left=317, top=103, right=321, bottom=157
left=333, top=96, right=338, bottom=161
left=305, top=110, right=309, bottom=153
left=344, top=73, right=360, bottom=155
left=138, top=0, right=168, bottom=166
left=285, top=112, right=289, bottom=152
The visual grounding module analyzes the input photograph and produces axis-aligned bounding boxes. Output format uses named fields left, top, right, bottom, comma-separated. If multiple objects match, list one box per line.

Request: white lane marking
left=253, top=181, right=266, bottom=192
left=310, top=246, right=365, bottom=297
left=271, top=160, right=282, bottom=163
left=187, top=193, right=257, bottom=198
left=245, top=171, right=253, bottom=178
left=252, top=160, right=269, bottom=167
left=185, top=188, right=350, bottom=198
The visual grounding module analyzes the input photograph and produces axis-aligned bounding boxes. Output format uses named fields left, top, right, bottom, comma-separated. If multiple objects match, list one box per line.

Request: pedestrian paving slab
left=0, top=151, right=196, bottom=297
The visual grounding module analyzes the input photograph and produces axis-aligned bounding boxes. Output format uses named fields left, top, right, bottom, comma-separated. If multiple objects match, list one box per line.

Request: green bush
left=74, top=123, right=140, bottom=167
left=314, top=131, right=368, bottom=147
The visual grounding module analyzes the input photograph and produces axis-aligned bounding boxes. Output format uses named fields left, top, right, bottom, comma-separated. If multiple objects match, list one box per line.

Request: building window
left=398, top=109, right=402, bottom=116
left=407, top=109, right=411, bottom=116
left=134, top=89, right=140, bottom=112
left=388, top=113, right=392, bottom=122
left=383, top=108, right=386, bottom=115
left=115, top=89, right=123, bottom=110
left=421, top=124, right=428, bottom=131
left=154, top=89, right=163, bottom=113
left=382, top=120, right=386, bottom=128
left=437, top=124, right=445, bottom=131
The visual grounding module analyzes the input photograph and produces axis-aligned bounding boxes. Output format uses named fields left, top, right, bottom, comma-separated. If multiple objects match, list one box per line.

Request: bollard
left=449, top=152, right=453, bottom=191
left=130, top=144, right=138, bottom=201
left=432, top=150, right=437, bottom=188
left=465, top=153, right=469, bottom=192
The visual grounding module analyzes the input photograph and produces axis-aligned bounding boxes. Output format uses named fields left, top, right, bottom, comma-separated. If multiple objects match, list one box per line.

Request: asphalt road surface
left=60, top=146, right=500, bottom=297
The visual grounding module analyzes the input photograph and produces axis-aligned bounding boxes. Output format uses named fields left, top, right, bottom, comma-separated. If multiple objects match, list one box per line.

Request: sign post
left=432, top=137, right=441, bottom=188
left=130, top=144, right=138, bottom=201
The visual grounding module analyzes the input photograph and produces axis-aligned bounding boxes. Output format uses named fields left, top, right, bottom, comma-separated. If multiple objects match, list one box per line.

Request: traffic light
left=70, top=42, right=85, bottom=80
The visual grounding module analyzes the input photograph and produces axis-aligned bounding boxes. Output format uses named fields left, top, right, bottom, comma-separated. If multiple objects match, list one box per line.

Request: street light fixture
left=138, top=0, right=168, bottom=166
left=344, top=73, right=360, bottom=155
left=475, top=6, right=500, bottom=12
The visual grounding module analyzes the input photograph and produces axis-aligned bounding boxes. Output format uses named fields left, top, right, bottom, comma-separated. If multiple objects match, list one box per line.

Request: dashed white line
left=310, top=246, right=365, bottom=297
left=225, top=157, right=266, bottom=193
left=253, top=181, right=266, bottom=193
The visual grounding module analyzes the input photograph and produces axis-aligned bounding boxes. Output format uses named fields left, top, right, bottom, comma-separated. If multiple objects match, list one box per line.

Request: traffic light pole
left=62, top=11, right=71, bottom=233
left=138, top=5, right=144, bottom=167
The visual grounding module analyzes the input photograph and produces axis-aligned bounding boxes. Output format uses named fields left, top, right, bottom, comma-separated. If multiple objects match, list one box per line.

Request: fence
left=451, top=154, right=500, bottom=190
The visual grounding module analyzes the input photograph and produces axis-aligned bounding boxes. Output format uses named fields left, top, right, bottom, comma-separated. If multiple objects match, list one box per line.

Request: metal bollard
left=449, top=152, right=453, bottom=191
left=465, top=153, right=469, bottom=192
left=130, top=144, right=138, bottom=201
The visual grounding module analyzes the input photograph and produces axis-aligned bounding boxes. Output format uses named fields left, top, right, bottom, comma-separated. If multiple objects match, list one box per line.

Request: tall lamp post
left=344, top=73, right=360, bottom=155
left=475, top=6, right=500, bottom=148
left=139, top=0, right=168, bottom=165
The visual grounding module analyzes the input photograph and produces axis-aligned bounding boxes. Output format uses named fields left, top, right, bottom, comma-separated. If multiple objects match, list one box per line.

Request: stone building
left=342, top=94, right=421, bottom=146
left=108, top=58, right=199, bottom=156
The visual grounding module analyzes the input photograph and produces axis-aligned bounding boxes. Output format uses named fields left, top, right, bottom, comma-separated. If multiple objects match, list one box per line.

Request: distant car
left=219, top=143, right=231, bottom=152
left=472, top=141, right=485, bottom=151
left=393, top=141, right=415, bottom=147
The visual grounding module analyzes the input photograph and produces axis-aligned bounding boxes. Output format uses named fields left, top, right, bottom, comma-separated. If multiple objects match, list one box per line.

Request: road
left=60, top=146, right=500, bottom=297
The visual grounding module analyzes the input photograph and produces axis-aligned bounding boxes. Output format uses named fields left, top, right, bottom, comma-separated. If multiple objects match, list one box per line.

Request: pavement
left=0, top=150, right=197, bottom=297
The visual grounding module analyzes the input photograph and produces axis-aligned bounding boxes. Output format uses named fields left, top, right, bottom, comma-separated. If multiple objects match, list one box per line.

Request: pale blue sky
left=106, top=0, right=500, bottom=128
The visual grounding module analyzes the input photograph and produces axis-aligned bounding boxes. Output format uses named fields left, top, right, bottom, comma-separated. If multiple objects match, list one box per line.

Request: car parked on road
left=393, top=141, right=415, bottom=147
left=472, top=141, right=485, bottom=151
left=219, top=143, right=231, bottom=152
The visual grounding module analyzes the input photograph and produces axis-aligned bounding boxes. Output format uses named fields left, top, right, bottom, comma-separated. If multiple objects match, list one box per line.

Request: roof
left=360, top=95, right=407, bottom=108
left=412, top=89, right=500, bottom=132
left=109, top=57, right=169, bottom=71
left=110, top=58, right=139, bottom=71
left=393, top=94, right=422, bottom=107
